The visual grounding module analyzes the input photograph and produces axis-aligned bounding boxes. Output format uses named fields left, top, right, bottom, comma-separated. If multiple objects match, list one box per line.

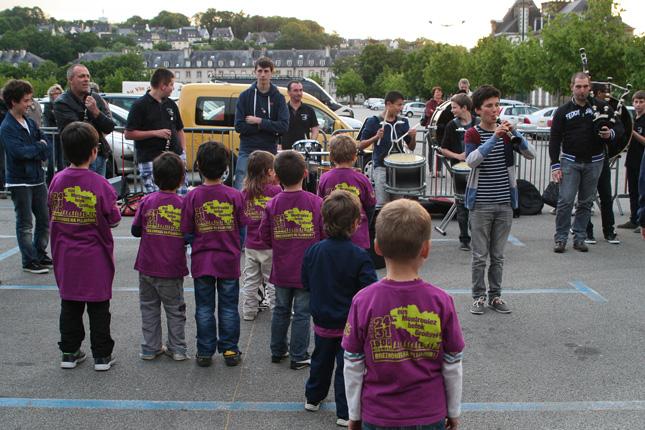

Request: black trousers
left=587, top=158, right=615, bottom=237
left=59, top=299, right=114, bottom=358
left=626, top=165, right=640, bottom=224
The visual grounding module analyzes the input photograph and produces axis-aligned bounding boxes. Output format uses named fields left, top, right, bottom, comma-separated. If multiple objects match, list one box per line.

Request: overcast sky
left=3, top=0, right=643, bottom=48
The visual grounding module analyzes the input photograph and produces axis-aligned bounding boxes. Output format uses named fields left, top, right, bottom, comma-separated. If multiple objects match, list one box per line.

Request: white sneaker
left=304, top=401, right=320, bottom=412
left=336, top=418, right=349, bottom=427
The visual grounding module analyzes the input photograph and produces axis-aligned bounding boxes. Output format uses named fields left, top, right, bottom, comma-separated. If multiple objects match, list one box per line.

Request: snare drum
left=292, top=140, right=323, bottom=164
left=384, top=153, right=426, bottom=195
left=451, top=161, right=471, bottom=196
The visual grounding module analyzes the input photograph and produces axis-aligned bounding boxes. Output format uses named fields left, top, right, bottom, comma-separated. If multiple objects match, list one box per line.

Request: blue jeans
left=10, top=185, right=49, bottom=267
left=362, top=421, right=446, bottom=430
left=90, top=154, right=107, bottom=177
left=193, top=276, right=240, bottom=356
left=470, top=203, right=513, bottom=300
left=270, top=286, right=311, bottom=361
left=233, top=148, right=250, bottom=190
left=555, top=159, right=603, bottom=243
left=305, top=335, right=347, bottom=419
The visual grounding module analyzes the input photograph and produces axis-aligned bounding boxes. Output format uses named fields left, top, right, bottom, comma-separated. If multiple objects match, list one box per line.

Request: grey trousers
left=139, top=273, right=187, bottom=354
left=242, top=248, right=275, bottom=318
left=469, top=203, right=513, bottom=300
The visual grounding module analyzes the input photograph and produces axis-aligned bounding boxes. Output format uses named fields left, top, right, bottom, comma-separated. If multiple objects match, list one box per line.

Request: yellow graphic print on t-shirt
left=50, top=186, right=97, bottom=225
left=274, top=208, right=314, bottom=240
left=368, top=305, right=442, bottom=363
left=195, top=200, right=234, bottom=233
left=145, top=204, right=182, bottom=237
left=245, top=195, right=271, bottom=221
left=334, top=182, right=360, bottom=196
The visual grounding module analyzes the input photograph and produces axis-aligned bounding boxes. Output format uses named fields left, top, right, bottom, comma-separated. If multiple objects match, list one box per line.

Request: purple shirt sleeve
left=341, top=297, right=364, bottom=354
left=258, top=205, right=273, bottom=248
left=442, top=296, right=466, bottom=354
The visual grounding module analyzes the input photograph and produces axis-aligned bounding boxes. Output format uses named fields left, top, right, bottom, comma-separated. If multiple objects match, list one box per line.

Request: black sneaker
left=290, top=357, right=311, bottom=370
left=60, top=349, right=86, bottom=369
left=196, top=355, right=212, bottom=367
left=488, top=297, right=511, bottom=314
left=573, top=241, right=589, bottom=252
left=617, top=220, right=637, bottom=229
left=459, top=241, right=471, bottom=251
left=39, top=255, right=53, bottom=268
left=94, top=355, right=115, bottom=371
left=583, top=235, right=597, bottom=245
left=223, top=350, right=242, bottom=367
left=470, top=297, right=486, bottom=315
left=22, top=262, right=49, bottom=274
left=553, top=241, right=566, bottom=253
left=271, top=352, right=289, bottom=363
left=604, top=233, right=620, bottom=244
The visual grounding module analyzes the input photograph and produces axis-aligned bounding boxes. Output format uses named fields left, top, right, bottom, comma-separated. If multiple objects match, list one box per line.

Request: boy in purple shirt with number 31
left=342, top=199, right=465, bottom=430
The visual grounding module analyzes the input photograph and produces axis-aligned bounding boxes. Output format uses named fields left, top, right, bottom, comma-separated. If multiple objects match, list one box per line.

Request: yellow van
left=178, top=82, right=357, bottom=174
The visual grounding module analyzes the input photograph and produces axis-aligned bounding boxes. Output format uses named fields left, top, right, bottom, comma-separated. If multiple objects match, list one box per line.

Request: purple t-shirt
left=342, top=279, right=465, bottom=427
left=242, top=184, right=282, bottom=250
left=48, top=168, right=121, bottom=302
left=133, top=191, right=188, bottom=278
left=259, top=190, right=323, bottom=288
left=318, top=168, right=375, bottom=249
left=180, top=183, right=248, bottom=279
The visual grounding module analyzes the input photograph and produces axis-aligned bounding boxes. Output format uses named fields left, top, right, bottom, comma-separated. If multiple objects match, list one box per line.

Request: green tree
left=153, top=41, right=172, bottom=51
left=332, top=55, right=358, bottom=76
left=123, top=15, right=148, bottom=28
left=194, top=8, right=219, bottom=42
left=423, top=43, right=468, bottom=96
left=0, top=6, right=47, bottom=34
left=149, top=11, right=190, bottom=29
left=502, top=37, right=543, bottom=96
left=83, top=53, right=150, bottom=91
left=357, top=44, right=406, bottom=95
left=467, top=36, right=513, bottom=94
left=402, top=43, right=437, bottom=99
left=374, top=69, right=410, bottom=98
left=309, top=73, right=323, bottom=86
left=274, top=21, right=325, bottom=49
left=624, top=36, right=645, bottom=91
left=335, top=70, right=365, bottom=105
left=67, top=32, right=101, bottom=55
left=0, top=26, right=75, bottom=65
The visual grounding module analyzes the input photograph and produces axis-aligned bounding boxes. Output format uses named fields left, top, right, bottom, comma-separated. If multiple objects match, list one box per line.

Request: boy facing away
left=303, top=190, right=378, bottom=427
left=259, top=150, right=324, bottom=370
left=49, top=121, right=121, bottom=371
left=342, top=199, right=465, bottom=430
left=132, top=152, right=189, bottom=361
left=317, top=135, right=376, bottom=250
left=180, top=141, right=248, bottom=367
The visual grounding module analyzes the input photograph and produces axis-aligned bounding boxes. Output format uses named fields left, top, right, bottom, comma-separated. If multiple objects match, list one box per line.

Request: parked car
left=517, top=106, right=558, bottom=132
left=370, top=100, right=385, bottom=111
left=101, top=93, right=141, bottom=112
left=402, top=102, right=426, bottom=117
left=498, top=104, right=539, bottom=126
left=499, top=98, right=528, bottom=107
left=364, top=98, right=384, bottom=109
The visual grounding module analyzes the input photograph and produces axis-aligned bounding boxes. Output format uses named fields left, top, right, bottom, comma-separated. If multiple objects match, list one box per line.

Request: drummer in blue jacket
left=358, top=91, right=416, bottom=208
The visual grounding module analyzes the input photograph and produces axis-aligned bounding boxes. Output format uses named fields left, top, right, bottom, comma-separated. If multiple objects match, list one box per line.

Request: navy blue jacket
left=234, top=82, right=289, bottom=154
left=302, top=237, right=378, bottom=330
left=0, top=113, right=49, bottom=185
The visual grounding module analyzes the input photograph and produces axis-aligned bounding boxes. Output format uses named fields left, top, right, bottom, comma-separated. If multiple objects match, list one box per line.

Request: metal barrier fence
left=37, top=125, right=629, bottom=213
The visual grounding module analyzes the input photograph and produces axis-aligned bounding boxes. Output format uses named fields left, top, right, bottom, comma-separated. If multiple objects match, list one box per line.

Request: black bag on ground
left=517, top=179, right=543, bottom=215
left=541, top=181, right=560, bottom=208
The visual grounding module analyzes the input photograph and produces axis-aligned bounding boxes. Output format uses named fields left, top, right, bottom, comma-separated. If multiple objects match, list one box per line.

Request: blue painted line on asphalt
left=0, top=398, right=643, bottom=413
left=0, top=246, right=20, bottom=261
left=569, top=280, right=608, bottom=304
left=507, top=234, right=526, bottom=247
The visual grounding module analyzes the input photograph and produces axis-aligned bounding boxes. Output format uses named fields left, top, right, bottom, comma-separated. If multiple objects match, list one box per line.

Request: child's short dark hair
left=274, top=150, right=306, bottom=186
left=2, top=79, right=33, bottom=109
left=255, top=56, right=274, bottom=71
left=633, top=90, right=645, bottom=101
left=376, top=199, right=431, bottom=261
left=450, top=93, right=472, bottom=111
left=329, top=135, right=357, bottom=165
left=471, top=85, right=501, bottom=110
left=153, top=152, right=184, bottom=191
left=150, top=68, right=174, bottom=88
left=384, top=91, right=404, bottom=105
left=61, top=121, right=99, bottom=165
left=322, top=190, right=361, bottom=239
left=196, top=141, right=229, bottom=180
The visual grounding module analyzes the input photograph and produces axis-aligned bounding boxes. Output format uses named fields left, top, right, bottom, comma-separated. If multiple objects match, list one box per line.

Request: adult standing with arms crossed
left=233, top=57, right=289, bottom=190
left=282, top=81, right=319, bottom=150
left=53, top=64, right=114, bottom=177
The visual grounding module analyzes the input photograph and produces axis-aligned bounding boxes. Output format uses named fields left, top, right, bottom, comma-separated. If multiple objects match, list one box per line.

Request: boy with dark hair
left=318, top=135, right=375, bottom=249
left=0, top=79, right=51, bottom=274
left=132, top=152, right=189, bottom=361
left=618, top=90, right=645, bottom=231
left=464, top=85, right=535, bottom=315
left=260, top=150, right=324, bottom=370
left=303, top=190, right=377, bottom=427
left=125, top=68, right=187, bottom=194
left=234, top=56, right=289, bottom=189
left=180, top=141, right=248, bottom=367
left=441, top=93, right=478, bottom=251
left=358, top=91, right=416, bottom=208
left=49, top=121, right=121, bottom=371
left=342, top=199, right=465, bottom=430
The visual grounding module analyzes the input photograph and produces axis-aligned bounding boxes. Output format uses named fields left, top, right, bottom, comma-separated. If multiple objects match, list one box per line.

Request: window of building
left=320, top=59, right=325, bottom=67
left=207, top=60, right=213, bottom=67
left=229, top=60, right=235, bottom=67
left=218, top=60, right=224, bottom=67
left=186, top=71, right=191, bottom=78
left=297, top=59, right=303, bottom=66
left=185, top=61, right=191, bottom=67
left=164, top=61, right=169, bottom=67
left=287, top=59, right=292, bottom=66
left=297, top=70, right=303, bottom=77
left=175, top=71, right=180, bottom=79
left=196, top=71, right=202, bottom=78
left=320, top=70, right=326, bottom=77
left=275, top=60, right=281, bottom=67
left=196, top=60, right=202, bottom=67
left=308, top=59, right=314, bottom=66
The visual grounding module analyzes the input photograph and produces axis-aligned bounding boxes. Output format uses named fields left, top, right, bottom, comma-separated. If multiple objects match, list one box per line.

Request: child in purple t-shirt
left=259, top=150, right=324, bottom=370
left=342, top=200, right=465, bottom=430
left=180, top=141, right=248, bottom=368
left=241, top=150, right=282, bottom=321
left=48, top=122, right=121, bottom=371
left=132, top=152, right=189, bottom=361
left=318, top=135, right=376, bottom=249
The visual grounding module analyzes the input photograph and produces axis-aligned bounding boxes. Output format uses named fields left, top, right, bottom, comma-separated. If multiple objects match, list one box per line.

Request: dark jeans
left=456, top=201, right=470, bottom=244
left=586, top=158, right=615, bottom=237
left=305, top=335, right=347, bottom=420
left=193, top=276, right=240, bottom=356
left=59, top=299, right=114, bottom=358
left=10, top=184, right=49, bottom=266
left=270, top=286, right=311, bottom=362
left=626, top=165, right=640, bottom=224
left=362, top=420, right=446, bottom=430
